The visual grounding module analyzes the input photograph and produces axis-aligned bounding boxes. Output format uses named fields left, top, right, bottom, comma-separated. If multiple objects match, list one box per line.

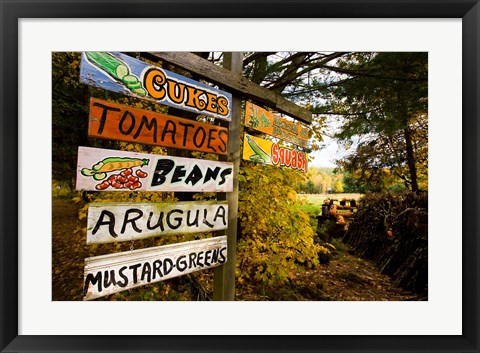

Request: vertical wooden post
left=213, top=52, right=243, bottom=300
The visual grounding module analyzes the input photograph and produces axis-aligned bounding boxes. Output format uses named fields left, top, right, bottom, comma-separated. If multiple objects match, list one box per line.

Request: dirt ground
left=52, top=198, right=419, bottom=301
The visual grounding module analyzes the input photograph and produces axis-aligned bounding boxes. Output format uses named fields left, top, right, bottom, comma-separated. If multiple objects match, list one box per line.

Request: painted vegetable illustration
left=85, top=52, right=147, bottom=97
left=246, top=135, right=272, bottom=164
left=81, top=156, right=149, bottom=181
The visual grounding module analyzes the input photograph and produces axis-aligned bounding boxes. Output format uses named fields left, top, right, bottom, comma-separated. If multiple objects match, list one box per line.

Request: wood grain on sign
left=245, top=101, right=309, bottom=148
left=89, top=98, right=228, bottom=155
left=80, top=52, right=232, bottom=121
left=87, top=201, right=228, bottom=244
left=242, top=133, right=308, bottom=173
left=83, top=236, right=227, bottom=300
left=75, top=146, right=233, bottom=192
left=149, top=52, right=312, bottom=124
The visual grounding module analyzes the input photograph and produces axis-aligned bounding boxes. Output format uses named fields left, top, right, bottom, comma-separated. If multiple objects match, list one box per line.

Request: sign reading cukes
left=80, top=52, right=233, bottom=121
left=245, top=101, right=309, bottom=148
left=242, top=133, right=308, bottom=173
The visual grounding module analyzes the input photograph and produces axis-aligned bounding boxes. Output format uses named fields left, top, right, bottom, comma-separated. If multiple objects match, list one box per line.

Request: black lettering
left=129, top=263, right=142, bottom=284
left=193, top=127, right=206, bottom=148
left=83, top=271, right=102, bottom=294
left=176, top=255, right=188, bottom=271
left=197, top=251, right=205, bottom=267
left=166, top=209, right=183, bottom=229
left=219, top=247, right=227, bottom=264
left=186, top=209, right=199, bottom=227
left=213, top=205, right=227, bottom=226
left=147, top=211, right=165, bottom=231
left=103, top=270, right=118, bottom=289
left=206, top=129, right=217, bottom=152
left=219, top=168, right=233, bottom=185
left=133, top=115, right=158, bottom=143
left=171, top=165, right=186, bottom=183
left=153, top=260, right=163, bottom=279
left=178, top=122, right=195, bottom=147
left=119, top=111, right=136, bottom=135
left=163, top=258, right=174, bottom=275
left=93, top=102, right=120, bottom=135
left=188, top=252, right=197, bottom=269
left=218, top=130, right=228, bottom=153
left=121, top=209, right=143, bottom=234
left=204, top=250, right=212, bottom=266
left=140, top=262, right=152, bottom=282
left=117, top=266, right=128, bottom=287
left=202, top=208, right=214, bottom=228
left=184, top=164, right=203, bottom=186
left=161, top=120, right=177, bottom=144
left=92, top=210, right=118, bottom=238
left=151, top=159, right=175, bottom=186
left=211, top=249, right=219, bottom=263
left=204, top=167, right=220, bottom=183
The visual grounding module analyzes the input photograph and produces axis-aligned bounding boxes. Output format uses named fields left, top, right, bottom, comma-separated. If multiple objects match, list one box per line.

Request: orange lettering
left=143, top=68, right=167, bottom=100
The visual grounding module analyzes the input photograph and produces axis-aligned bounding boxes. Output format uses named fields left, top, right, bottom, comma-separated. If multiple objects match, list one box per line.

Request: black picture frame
left=1, top=1, right=479, bottom=352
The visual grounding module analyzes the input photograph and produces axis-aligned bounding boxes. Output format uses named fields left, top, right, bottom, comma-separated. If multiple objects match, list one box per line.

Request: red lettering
left=271, top=143, right=279, bottom=164
left=291, top=150, right=297, bottom=169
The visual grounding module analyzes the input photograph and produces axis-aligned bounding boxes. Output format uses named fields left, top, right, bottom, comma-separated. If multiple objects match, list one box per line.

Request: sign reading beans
left=87, top=201, right=228, bottom=244
left=80, top=52, right=232, bottom=121
left=76, top=146, right=234, bottom=192
left=83, top=236, right=227, bottom=300
left=88, top=98, right=228, bottom=155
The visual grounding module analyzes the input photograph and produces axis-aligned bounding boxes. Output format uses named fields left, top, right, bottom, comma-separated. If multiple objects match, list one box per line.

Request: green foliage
left=236, top=162, right=324, bottom=288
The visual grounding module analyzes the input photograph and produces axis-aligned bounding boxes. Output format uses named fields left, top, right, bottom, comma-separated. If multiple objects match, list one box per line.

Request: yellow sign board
left=242, top=133, right=308, bottom=173
left=244, top=101, right=309, bottom=148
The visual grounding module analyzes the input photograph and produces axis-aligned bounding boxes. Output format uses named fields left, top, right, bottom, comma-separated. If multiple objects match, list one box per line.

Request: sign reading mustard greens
left=242, top=133, right=308, bottom=172
left=89, top=98, right=228, bottom=155
left=83, top=236, right=227, bottom=300
left=245, top=101, right=309, bottom=148
left=76, top=146, right=233, bottom=192
left=80, top=52, right=232, bottom=121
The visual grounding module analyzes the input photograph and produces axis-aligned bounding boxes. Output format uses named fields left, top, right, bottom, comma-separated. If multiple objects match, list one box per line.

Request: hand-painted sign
left=245, top=101, right=309, bottom=148
left=89, top=98, right=228, bottom=155
left=242, top=133, right=308, bottom=173
left=87, top=201, right=228, bottom=244
left=80, top=52, right=232, bottom=121
left=76, top=146, right=233, bottom=192
left=83, top=236, right=227, bottom=300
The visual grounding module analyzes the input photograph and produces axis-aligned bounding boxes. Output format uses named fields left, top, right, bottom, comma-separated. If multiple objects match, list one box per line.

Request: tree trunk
left=404, top=127, right=418, bottom=192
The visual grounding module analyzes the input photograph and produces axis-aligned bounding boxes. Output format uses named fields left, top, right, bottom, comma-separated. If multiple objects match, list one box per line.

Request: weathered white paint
left=83, top=236, right=227, bottom=300
left=76, top=146, right=233, bottom=192
left=87, top=201, right=228, bottom=244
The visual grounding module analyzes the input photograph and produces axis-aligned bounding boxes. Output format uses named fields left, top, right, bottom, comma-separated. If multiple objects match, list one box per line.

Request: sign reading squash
left=242, top=133, right=308, bottom=173
left=80, top=52, right=232, bottom=121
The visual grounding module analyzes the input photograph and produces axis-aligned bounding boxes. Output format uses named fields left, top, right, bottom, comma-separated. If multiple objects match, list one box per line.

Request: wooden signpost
left=87, top=201, right=228, bottom=244
left=83, top=236, right=227, bottom=300
left=89, top=98, right=228, bottom=155
left=76, top=146, right=233, bottom=192
left=80, top=52, right=233, bottom=121
left=242, top=133, right=308, bottom=172
left=245, top=101, right=309, bottom=148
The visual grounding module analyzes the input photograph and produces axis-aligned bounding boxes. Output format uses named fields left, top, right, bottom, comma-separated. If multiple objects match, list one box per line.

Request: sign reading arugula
left=76, top=146, right=233, bottom=192
left=83, top=236, right=227, bottom=300
left=80, top=52, right=233, bottom=121
left=89, top=98, right=228, bottom=155
left=87, top=201, right=228, bottom=244
left=242, top=133, right=308, bottom=173
left=245, top=101, right=309, bottom=148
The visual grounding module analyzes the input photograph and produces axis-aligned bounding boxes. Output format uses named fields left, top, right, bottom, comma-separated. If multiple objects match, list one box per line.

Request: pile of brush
left=343, top=191, right=428, bottom=296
